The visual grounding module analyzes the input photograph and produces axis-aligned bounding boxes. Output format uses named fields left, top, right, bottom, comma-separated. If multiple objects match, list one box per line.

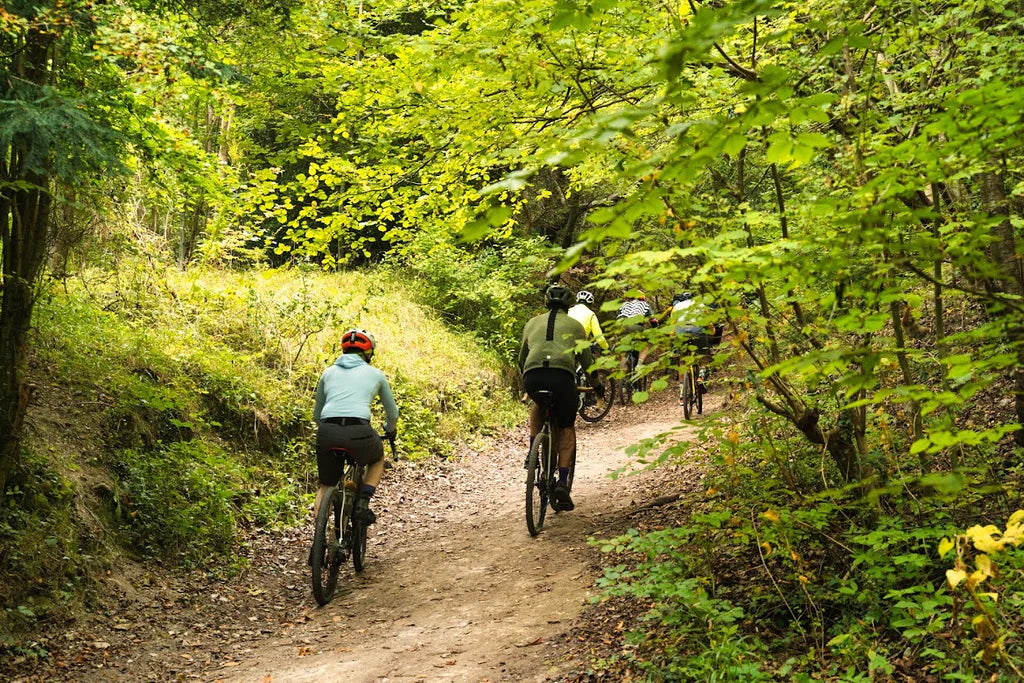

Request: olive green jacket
left=518, top=309, right=593, bottom=375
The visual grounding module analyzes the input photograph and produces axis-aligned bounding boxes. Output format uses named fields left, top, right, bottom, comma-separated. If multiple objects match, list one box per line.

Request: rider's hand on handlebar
left=385, top=428, right=397, bottom=443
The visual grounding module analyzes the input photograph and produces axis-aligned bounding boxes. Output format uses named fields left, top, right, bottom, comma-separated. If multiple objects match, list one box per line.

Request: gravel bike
left=680, top=359, right=704, bottom=419
left=311, top=434, right=396, bottom=606
left=525, top=390, right=575, bottom=536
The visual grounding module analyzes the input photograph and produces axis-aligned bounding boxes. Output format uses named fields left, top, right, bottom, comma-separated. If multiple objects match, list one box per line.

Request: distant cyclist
left=616, top=291, right=655, bottom=380
left=670, top=292, right=713, bottom=399
left=568, top=290, right=609, bottom=352
left=519, top=285, right=593, bottom=512
left=313, top=329, right=398, bottom=526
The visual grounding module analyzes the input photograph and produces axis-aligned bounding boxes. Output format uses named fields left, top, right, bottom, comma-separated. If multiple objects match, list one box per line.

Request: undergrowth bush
left=114, top=441, right=240, bottom=566
left=396, top=233, right=554, bottom=364
left=594, top=406, right=1024, bottom=680
left=0, top=448, right=101, bottom=637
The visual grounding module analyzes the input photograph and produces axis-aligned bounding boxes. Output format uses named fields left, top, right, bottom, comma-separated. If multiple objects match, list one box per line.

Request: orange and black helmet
left=341, top=328, right=376, bottom=358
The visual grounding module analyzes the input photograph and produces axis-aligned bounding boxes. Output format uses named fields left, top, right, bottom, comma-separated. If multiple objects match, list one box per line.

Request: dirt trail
left=219, top=394, right=694, bottom=683
left=20, top=391, right=706, bottom=683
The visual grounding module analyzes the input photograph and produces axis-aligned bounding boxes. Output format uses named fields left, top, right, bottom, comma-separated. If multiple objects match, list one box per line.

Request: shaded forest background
left=3, top=0, right=1024, bottom=678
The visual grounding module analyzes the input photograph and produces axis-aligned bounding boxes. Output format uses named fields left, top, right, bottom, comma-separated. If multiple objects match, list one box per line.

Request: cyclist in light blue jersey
left=313, top=329, right=398, bottom=525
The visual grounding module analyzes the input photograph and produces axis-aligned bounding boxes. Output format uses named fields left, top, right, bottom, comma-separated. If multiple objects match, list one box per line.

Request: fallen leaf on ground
left=515, top=637, right=544, bottom=647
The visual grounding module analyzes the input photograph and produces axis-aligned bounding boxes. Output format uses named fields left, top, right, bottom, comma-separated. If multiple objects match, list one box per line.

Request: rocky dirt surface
left=6, top=389, right=714, bottom=682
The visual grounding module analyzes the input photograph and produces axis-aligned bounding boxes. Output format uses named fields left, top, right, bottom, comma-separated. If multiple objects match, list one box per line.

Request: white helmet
left=576, top=290, right=595, bottom=305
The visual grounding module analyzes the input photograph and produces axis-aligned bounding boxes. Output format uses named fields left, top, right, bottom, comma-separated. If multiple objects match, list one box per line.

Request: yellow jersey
left=567, top=303, right=609, bottom=351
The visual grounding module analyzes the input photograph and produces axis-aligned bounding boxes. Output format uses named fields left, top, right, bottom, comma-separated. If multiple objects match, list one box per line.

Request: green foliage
left=0, top=447, right=100, bottom=636
left=596, top=527, right=771, bottom=681
left=593, top=413, right=1024, bottom=679
left=396, top=234, right=555, bottom=363
left=5, top=0, right=1024, bottom=678
left=113, top=441, right=240, bottom=566
left=2, top=261, right=518, bottom=631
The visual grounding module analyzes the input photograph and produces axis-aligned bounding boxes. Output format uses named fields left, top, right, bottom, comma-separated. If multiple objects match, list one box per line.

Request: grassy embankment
left=0, top=265, right=521, bottom=642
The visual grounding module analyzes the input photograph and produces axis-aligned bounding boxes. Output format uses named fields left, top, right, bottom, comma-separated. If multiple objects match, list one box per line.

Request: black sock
left=558, top=468, right=569, bottom=486
left=360, top=484, right=376, bottom=498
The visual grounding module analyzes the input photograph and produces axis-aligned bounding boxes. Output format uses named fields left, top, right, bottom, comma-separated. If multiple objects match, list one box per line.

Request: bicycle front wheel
left=579, top=370, right=615, bottom=423
left=682, top=368, right=694, bottom=420
left=525, top=432, right=549, bottom=536
left=311, top=488, right=344, bottom=606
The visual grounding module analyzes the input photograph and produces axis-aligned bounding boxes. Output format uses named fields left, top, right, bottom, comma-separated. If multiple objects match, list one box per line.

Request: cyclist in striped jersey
left=616, top=292, right=655, bottom=382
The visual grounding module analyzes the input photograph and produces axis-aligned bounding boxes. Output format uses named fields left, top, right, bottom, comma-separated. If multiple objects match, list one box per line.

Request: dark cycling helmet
left=673, top=292, right=695, bottom=304
left=576, top=290, right=595, bottom=305
left=341, top=328, right=376, bottom=358
left=545, top=285, right=574, bottom=310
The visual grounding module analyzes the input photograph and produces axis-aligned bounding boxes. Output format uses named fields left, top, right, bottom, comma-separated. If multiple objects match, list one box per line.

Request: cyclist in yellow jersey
left=567, top=290, right=609, bottom=352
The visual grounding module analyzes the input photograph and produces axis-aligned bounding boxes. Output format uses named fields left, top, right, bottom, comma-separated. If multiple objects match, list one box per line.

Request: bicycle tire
left=682, top=368, right=694, bottom=420
left=311, top=488, right=343, bottom=606
left=351, top=516, right=367, bottom=572
left=696, top=367, right=704, bottom=416
left=579, top=370, right=615, bottom=422
left=351, top=468, right=368, bottom=572
left=525, top=431, right=548, bottom=536
left=620, top=352, right=636, bottom=405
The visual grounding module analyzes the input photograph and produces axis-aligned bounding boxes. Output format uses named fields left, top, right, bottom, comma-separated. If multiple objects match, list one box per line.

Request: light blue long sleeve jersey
left=313, top=354, right=399, bottom=430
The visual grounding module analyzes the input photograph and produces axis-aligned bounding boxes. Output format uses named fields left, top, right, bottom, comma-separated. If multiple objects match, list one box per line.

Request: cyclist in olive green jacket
left=518, top=285, right=593, bottom=511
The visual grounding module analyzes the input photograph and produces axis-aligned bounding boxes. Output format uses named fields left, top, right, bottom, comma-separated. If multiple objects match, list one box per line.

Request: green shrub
left=0, top=448, right=99, bottom=635
left=113, top=441, right=240, bottom=566
left=397, top=234, right=555, bottom=364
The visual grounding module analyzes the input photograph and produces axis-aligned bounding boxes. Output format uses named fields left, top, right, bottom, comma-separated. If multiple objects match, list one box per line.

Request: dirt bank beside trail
left=10, top=390, right=711, bottom=682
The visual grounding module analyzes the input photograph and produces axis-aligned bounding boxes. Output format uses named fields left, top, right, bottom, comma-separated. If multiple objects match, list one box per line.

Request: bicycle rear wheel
left=525, top=431, right=549, bottom=536
left=579, top=370, right=615, bottom=422
left=682, top=368, right=694, bottom=420
left=311, top=488, right=344, bottom=606
left=620, top=353, right=636, bottom=405
left=696, top=367, right=704, bottom=416
left=351, top=468, right=368, bottom=572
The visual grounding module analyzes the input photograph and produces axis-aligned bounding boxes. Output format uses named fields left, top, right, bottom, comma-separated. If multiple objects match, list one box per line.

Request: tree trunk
left=0, top=30, right=55, bottom=493
left=978, top=168, right=1024, bottom=446
left=979, top=169, right=1023, bottom=295
left=1, top=181, right=53, bottom=492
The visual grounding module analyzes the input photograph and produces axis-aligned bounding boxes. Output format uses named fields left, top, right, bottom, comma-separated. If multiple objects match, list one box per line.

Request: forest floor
left=7, top=388, right=715, bottom=682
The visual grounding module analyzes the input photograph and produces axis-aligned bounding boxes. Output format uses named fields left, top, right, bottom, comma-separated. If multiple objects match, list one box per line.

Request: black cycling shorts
left=315, top=421, right=383, bottom=486
left=523, top=367, right=578, bottom=429
left=674, top=325, right=711, bottom=353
